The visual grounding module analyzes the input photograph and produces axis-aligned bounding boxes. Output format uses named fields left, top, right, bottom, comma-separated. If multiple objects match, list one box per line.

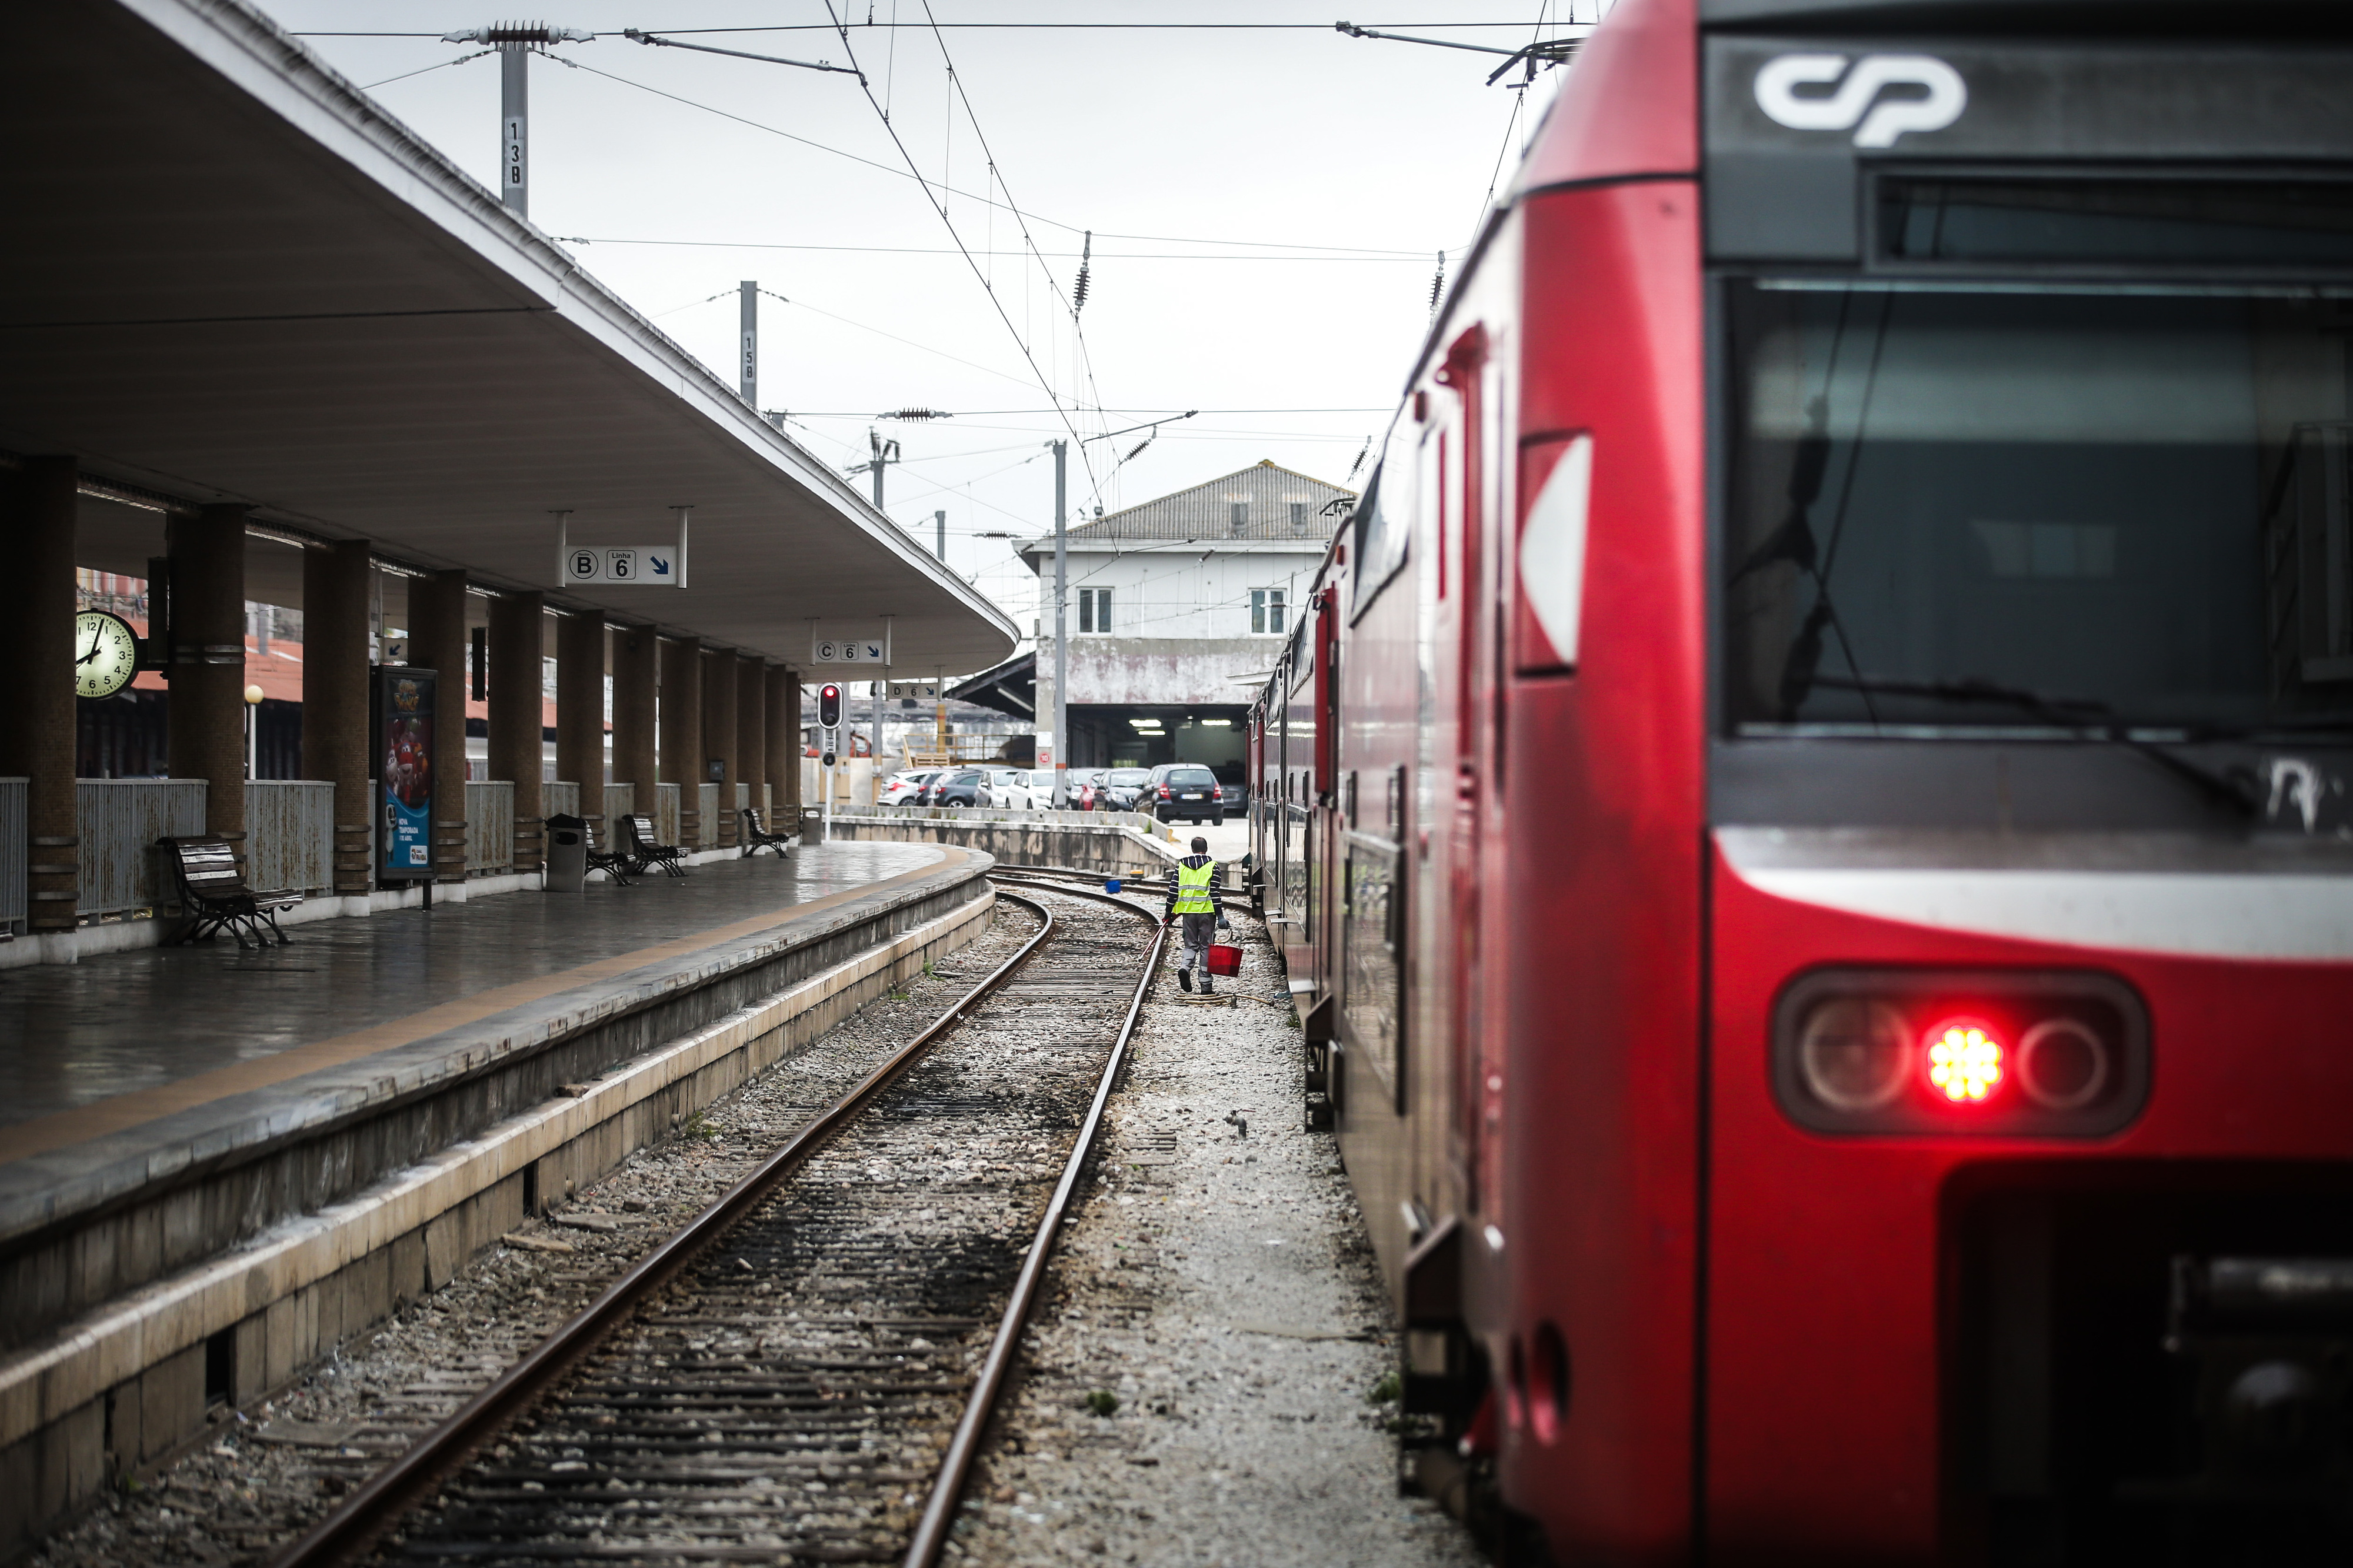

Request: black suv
left=1144, top=763, right=1224, bottom=825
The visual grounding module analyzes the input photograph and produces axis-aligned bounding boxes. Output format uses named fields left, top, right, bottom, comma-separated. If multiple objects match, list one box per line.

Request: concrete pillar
left=488, top=592, right=546, bottom=870
left=702, top=646, right=737, bottom=847
left=555, top=610, right=606, bottom=845
left=736, top=656, right=766, bottom=816
left=767, top=670, right=801, bottom=815
left=408, top=569, right=470, bottom=885
left=661, top=636, right=702, bottom=846
left=166, top=505, right=248, bottom=842
left=611, top=623, right=657, bottom=835
left=0, top=458, right=80, bottom=933
left=302, top=539, right=372, bottom=896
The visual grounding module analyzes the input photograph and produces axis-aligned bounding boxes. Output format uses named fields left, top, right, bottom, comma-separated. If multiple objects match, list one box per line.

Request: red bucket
left=1205, top=943, right=1243, bottom=977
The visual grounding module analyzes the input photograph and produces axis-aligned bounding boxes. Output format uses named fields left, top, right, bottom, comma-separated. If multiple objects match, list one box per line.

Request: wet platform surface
left=0, top=843, right=950, bottom=1148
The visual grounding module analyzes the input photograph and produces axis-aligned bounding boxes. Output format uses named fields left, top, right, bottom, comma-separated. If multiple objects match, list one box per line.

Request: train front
left=1701, top=3, right=2353, bottom=1560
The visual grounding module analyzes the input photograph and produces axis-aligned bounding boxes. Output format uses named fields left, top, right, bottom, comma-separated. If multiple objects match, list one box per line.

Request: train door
left=1437, top=325, right=1499, bottom=1218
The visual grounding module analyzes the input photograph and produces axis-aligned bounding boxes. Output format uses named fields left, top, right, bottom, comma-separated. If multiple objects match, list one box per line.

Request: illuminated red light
left=1925, top=1021, right=2004, bottom=1102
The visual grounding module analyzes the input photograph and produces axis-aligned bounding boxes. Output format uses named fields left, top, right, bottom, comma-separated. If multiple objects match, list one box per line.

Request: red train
left=1249, top=0, right=2353, bottom=1560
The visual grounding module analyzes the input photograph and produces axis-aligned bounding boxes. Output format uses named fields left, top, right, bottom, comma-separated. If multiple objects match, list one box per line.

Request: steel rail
left=901, top=882, right=1168, bottom=1568
left=271, top=885, right=1065, bottom=1568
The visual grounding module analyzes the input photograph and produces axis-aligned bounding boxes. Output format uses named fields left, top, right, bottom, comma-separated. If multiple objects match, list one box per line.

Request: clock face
left=75, top=610, right=140, bottom=699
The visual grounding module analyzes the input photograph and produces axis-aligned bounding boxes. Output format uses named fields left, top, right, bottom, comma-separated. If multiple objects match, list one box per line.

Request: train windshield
left=1722, top=279, right=2353, bottom=735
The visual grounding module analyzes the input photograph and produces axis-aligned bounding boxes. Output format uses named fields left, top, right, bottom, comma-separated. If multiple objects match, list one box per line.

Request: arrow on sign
left=649, top=555, right=673, bottom=578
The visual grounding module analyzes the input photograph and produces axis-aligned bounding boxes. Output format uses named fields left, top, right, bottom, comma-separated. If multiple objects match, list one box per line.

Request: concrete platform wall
left=0, top=882, right=991, bottom=1556
left=825, top=814, right=1181, bottom=878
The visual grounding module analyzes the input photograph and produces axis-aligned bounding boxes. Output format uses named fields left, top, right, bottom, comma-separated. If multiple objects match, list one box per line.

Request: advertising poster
left=374, top=666, right=436, bottom=883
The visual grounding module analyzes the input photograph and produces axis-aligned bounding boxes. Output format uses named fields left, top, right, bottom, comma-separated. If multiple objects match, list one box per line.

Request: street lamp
left=244, top=683, right=265, bottom=780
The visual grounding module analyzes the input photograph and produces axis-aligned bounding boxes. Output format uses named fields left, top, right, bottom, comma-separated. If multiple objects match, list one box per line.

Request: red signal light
left=818, top=683, right=842, bottom=728
left=1925, top=1020, right=2004, bottom=1103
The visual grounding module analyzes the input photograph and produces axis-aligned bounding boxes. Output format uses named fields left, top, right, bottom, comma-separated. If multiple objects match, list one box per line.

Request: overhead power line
left=295, top=21, right=1551, bottom=36
left=556, top=234, right=1449, bottom=262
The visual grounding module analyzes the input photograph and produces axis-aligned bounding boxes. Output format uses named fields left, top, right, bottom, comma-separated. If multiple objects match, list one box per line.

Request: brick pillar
left=489, top=592, right=546, bottom=871
left=0, top=458, right=80, bottom=933
left=611, top=623, right=657, bottom=839
left=768, top=670, right=801, bottom=815
left=661, top=636, right=702, bottom=846
left=166, top=505, right=248, bottom=842
left=702, top=646, right=737, bottom=847
left=555, top=611, right=605, bottom=845
left=408, top=569, right=469, bottom=885
left=302, top=539, right=372, bottom=896
left=736, top=656, right=766, bottom=817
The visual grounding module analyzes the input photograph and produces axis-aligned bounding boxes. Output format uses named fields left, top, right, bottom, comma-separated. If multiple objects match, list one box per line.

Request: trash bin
left=799, top=805, right=828, bottom=846
left=546, top=813, right=588, bottom=892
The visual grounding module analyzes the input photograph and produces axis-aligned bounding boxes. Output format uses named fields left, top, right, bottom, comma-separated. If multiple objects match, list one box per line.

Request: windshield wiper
left=1810, top=674, right=2261, bottom=818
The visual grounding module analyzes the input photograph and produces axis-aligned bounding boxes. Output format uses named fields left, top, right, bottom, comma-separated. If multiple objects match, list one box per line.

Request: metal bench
left=620, top=812, right=688, bottom=879
left=584, top=822, right=634, bottom=886
left=159, top=835, right=298, bottom=949
left=738, top=806, right=796, bottom=859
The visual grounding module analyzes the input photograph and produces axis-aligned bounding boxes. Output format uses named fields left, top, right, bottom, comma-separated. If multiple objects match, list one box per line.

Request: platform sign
left=811, top=628, right=891, bottom=665
left=887, top=680, right=944, bottom=700
left=562, top=546, right=681, bottom=586
left=372, top=666, right=438, bottom=885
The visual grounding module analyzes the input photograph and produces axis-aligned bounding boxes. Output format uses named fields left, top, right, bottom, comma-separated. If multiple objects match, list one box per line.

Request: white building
left=1008, top=461, right=1353, bottom=770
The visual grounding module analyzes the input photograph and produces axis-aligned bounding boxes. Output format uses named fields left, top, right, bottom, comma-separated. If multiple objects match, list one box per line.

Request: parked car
left=1212, top=762, right=1249, bottom=815
left=1099, top=767, right=1154, bottom=813
left=922, top=769, right=986, bottom=807
left=1144, top=763, right=1224, bottom=825
left=980, top=768, right=1055, bottom=809
left=1068, top=768, right=1110, bottom=810
left=881, top=769, right=939, bottom=806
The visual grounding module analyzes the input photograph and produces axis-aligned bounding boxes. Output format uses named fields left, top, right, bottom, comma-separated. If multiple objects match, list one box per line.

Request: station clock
left=74, top=609, right=141, bottom=699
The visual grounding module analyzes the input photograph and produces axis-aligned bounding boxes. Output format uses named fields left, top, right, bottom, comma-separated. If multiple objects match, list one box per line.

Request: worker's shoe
left=1178, top=969, right=1192, bottom=993
left=1199, top=979, right=1214, bottom=995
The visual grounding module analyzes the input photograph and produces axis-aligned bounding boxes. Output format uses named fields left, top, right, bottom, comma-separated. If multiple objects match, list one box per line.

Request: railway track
left=271, top=877, right=1164, bottom=1568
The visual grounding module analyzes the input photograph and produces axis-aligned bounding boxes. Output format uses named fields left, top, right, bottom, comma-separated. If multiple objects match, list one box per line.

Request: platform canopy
left=0, top=0, right=1018, bottom=676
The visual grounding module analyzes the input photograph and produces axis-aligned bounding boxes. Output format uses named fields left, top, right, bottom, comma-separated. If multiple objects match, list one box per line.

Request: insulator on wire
left=884, top=408, right=952, bottom=421
left=1073, top=230, right=1093, bottom=313
left=1125, top=436, right=1152, bottom=463
left=1429, top=251, right=1446, bottom=316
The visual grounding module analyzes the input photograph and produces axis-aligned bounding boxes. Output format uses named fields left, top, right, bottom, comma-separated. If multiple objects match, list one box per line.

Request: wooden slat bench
left=620, top=813, right=688, bottom=879
left=738, top=806, right=796, bottom=859
left=159, top=835, right=299, bottom=949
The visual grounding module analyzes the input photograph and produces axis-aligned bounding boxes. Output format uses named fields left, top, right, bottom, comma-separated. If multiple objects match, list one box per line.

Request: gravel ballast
left=948, top=896, right=1478, bottom=1567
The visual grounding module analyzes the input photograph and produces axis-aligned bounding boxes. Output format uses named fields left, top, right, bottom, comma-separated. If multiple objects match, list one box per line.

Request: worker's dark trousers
left=1176, top=912, right=1216, bottom=973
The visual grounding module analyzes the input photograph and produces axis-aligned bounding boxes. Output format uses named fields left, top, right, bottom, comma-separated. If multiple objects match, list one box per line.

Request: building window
left=1079, top=586, right=1112, bottom=633
left=1290, top=501, right=1307, bottom=531
left=1251, top=588, right=1287, bottom=636
left=1229, top=501, right=1248, bottom=534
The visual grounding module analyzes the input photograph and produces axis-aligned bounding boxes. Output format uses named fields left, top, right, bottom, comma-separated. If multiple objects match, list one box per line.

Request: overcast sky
left=268, top=1, right=1589, bottom=638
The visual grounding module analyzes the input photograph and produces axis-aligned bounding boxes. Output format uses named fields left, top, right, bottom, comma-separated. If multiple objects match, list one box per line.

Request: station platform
left=0, top=842, right=994, bottom=1549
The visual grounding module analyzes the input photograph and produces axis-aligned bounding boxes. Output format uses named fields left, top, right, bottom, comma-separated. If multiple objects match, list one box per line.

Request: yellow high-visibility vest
left=1173, top=859, right=1217, bottom=915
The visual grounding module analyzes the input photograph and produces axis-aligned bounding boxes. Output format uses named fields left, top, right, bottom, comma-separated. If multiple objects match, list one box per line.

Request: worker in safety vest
left=1165, top=836, right=1221, bottom=993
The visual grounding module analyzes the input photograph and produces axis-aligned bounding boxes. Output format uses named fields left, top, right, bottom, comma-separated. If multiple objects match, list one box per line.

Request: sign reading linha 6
left=564, top=546, right=682, bottom=586
left=372, top=666, right=438, bottom=885
left=811, top=628, right=892, bottom=665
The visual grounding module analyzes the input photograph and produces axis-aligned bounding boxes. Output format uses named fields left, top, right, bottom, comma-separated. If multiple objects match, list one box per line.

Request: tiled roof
left=1062, top=461, right=1355, bottom=543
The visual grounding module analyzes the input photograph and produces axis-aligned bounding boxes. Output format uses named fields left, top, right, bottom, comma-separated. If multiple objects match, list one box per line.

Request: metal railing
left=0, top=778, right=23, bottom=932
left=79, top=779, right=206, bottom=918
left=655, top=782, right=681, bottom=849
left=465, top=780, right=515, bottom=875
left=246, top=781, right=335, bottom=896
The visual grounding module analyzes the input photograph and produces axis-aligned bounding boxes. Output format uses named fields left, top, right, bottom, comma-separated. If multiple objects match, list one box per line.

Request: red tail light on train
left=1773, top=970, right=2147, bottom=1137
